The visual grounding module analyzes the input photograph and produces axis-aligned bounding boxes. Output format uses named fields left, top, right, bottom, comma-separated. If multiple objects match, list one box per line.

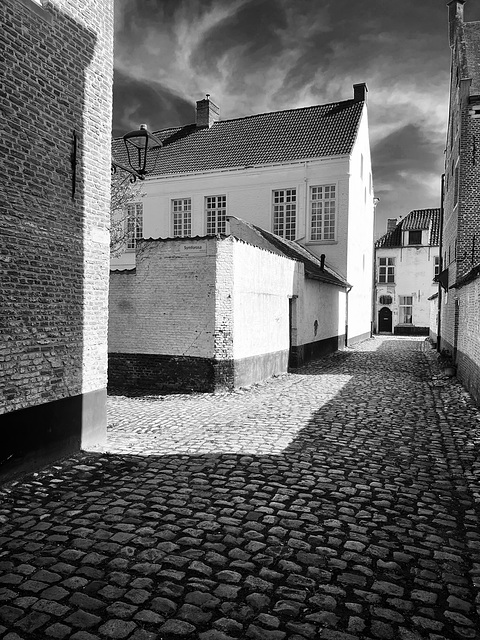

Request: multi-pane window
left=378, top=257, right=395, bottom=283
left=399, top=296, right=413, bottom=324
left=310, top=185, right=335, bottom=241
left=434, top=255, right=440, bottom=278
left=172, top=198, right=192, bottom=237
left=126, top=203, right=143, bottom=250
left=206, top=195, right=226, bottom=234
left=273, top=189, right=296, bottom=240
left=379, top=295, right=393, bottom=305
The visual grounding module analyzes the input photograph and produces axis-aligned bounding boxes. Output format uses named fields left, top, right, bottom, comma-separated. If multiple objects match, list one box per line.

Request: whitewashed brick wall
left=109, top=239, right=217, bottom=358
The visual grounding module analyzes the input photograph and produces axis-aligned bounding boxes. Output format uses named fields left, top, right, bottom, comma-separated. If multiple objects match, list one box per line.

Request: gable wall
left=347, top=107, right=375, bottom=342
left=375, top=246, right=439, bottom=332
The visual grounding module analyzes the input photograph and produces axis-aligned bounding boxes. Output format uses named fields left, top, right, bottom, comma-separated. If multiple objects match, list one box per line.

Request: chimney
left=353, top=83, right=368, bottom=103
left=387, top=218, right=397, bottom=232
left=196, top=95, right=220, bottom=128
left=447, top=0, right=466, bottom=48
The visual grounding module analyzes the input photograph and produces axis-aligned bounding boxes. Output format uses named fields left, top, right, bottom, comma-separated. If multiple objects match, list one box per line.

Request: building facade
left=109, top=218, right=348, bottom=393
left=0, top=0, right=113, bottom=480
left=112, top=84, right=375, bottom=345
left=375, top=209, right=440, bottom=335
left=437, top=1, right=480, bottom=404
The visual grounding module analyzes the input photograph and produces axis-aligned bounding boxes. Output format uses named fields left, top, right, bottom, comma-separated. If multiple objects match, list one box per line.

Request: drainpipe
left=437, top=173, right=445, bottom=352
left=345, top=284, right=353, bottom=347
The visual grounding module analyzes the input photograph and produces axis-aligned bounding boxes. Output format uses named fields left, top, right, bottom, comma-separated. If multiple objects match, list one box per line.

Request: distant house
left=437, top=1, right=480, bottom=404
left=109, top=218, right=349, bottom=393
left=375, top=209, right=440, bottom=335
left=112, top=83, right=375, bottom=346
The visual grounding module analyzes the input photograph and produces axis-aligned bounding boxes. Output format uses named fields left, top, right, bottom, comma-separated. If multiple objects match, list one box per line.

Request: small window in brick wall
left=379, top=295, right=393, bottom=305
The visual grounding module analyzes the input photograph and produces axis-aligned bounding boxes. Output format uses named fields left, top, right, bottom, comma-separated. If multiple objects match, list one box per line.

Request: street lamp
left=123, top=124, right=163, bottom=177
left=112, top=124, right=163, bottom=181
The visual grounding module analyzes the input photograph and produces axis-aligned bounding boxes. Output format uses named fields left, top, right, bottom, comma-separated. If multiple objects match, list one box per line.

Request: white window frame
left=126, top=202, right=143, bottom=251
left=434, top=255, right=440, bottom=278
left=378, top=257, right=395, bottom=284
left=172, top=198, right=192, bottom=237
left=206, top=195, right=226, bottom=235
left=273, top=189, right=296, bottom=240
left=399, top=296, right=413, bottom=324
left=309, top=184, right=336, bottom=242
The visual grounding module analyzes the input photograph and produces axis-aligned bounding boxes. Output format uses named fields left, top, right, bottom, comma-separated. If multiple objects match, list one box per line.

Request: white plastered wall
left=346, top=106, right=375, bottom=341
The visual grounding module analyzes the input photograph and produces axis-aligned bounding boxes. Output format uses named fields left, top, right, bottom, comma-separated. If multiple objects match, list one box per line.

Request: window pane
left=273, top=189, right=296, bottom=240
left=126, top=203, right=143, bottom=250
left=310, top=184, right=335, bottom=240
left=172, top=198, right=192, bottom=237
left=206, top=195, right=226, bottom=234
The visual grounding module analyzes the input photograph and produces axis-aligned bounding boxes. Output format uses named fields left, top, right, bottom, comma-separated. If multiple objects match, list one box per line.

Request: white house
left=375, top=208, right=440, bottom=334
left=112, top=84, right=375, bottom=345
left=109, top=217, right=349, bottom=393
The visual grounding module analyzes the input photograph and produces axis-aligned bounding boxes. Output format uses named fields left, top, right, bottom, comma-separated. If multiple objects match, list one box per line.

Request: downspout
left=304, top=162, right=308, bottom=241
left=345, top=284, right=353, bottom=347
left=437, top=173, right=445, bottom=352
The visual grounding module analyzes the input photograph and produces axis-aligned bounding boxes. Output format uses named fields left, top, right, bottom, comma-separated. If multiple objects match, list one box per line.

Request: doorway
left=378, top=307, right=392, bottom=333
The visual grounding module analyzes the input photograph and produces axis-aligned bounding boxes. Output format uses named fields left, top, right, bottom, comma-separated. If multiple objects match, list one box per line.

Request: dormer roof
left=375, top=208, right=441, bottom=248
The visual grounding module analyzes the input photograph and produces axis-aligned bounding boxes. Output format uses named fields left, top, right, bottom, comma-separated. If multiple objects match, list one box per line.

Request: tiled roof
left=375, top=208, right=441, bottom=248
left=112, top=99, right=364, bottom=177
left=227, top=216, right=349, bottom=288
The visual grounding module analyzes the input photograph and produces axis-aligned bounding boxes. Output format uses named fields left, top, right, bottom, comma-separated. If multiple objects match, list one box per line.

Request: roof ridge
left=143, top=98, right=362, bottom=136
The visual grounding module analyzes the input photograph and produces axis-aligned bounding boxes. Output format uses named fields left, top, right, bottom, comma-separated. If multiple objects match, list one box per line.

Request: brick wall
left=0, top=0, right=113, bottom=476
left=456, top=276, right=480, bottom=405
left=109, top=238, right=217, bottom=357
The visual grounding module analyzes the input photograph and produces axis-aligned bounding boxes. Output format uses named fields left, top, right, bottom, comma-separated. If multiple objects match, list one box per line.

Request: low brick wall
left=108, top=353, right=218, bottom=394
left=394, top=326, right=429, bottom=336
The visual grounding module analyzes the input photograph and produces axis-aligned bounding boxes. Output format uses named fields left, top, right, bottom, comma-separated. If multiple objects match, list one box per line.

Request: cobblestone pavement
left=2, top=336, right=480, bottom=640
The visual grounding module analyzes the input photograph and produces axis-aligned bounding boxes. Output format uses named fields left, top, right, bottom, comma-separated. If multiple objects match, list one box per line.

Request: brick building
left=109, top=218, right=348, bottom=394
left=437, top=1, right=480, bottom=404
left=375, top=209, right=440, bottom=335
left=0, top=0, right=113, bottom=480
left=112, top=84, right=375, bottom=346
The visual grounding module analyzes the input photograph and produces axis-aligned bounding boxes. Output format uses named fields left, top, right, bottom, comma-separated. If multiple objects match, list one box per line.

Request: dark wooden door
left=378, top=307, right=392, bottom=333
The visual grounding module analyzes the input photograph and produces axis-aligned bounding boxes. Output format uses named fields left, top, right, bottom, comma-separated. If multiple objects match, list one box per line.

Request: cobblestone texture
left=1, top=337, right=480, bottom=639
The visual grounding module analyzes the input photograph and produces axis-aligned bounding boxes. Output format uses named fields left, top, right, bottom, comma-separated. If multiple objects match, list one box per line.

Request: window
left=379, top=295, right=393, bottom=305
left=310, top=185, right=335, bottom=241
left=273, top=189, right=296, bottom=240
left=378, top=257, right=395, bottom=283
left=399, top=296, right=413, bottom=324
left=206, top=195, right=226, bottom=234
left=434, top=255, right=440, bottom=278
left=172, top=198, right=192, bottom=237
left=408, top=230, right=422, bottom=245
left=126, top=203, right=143, bottom=250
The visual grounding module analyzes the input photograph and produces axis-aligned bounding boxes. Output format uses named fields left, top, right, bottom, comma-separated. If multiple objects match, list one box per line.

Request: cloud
left=113, top=0, right=480, bottom=232
left=113, top=69, right=194, bottom=136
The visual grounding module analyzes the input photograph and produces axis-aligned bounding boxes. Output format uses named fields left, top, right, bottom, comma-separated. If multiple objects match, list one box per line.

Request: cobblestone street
left=2, top=336, right=480, bottom=639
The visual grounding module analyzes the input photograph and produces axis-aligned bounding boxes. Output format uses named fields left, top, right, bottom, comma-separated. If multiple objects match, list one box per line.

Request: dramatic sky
left=113, top=0, right=480, bottom=238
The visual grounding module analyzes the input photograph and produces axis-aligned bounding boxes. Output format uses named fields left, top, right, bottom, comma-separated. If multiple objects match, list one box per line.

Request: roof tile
left=375, top=208, right=441, bottom=248
left=113, top=99, right=364, bottom=176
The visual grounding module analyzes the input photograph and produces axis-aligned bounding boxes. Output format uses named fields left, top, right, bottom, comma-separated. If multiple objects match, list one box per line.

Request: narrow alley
left=1, top=336, right=480, bottom=640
